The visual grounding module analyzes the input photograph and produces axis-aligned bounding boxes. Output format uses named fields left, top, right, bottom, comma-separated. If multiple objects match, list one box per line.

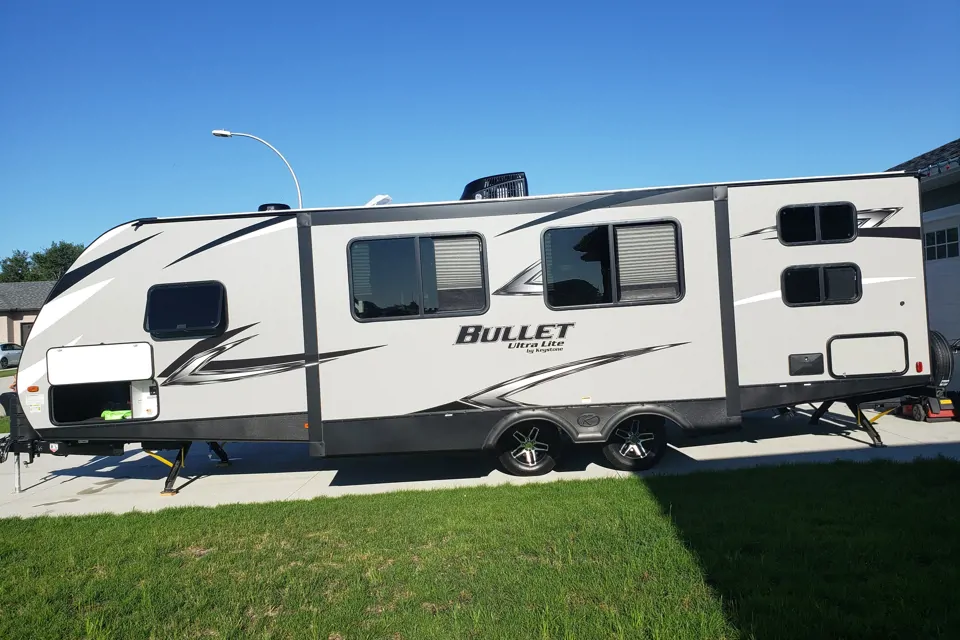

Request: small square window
left=145, top=282, right=226, bottom=339
left=823, top=266, right=859, bottom=302
left=818, top=204, right=856, bottom=241
left=779, top=206, right=817, bottom=244
left=783, top=267, right=822, bottom=305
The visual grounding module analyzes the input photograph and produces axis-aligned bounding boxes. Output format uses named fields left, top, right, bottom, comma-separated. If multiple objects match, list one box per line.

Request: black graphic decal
left=732, top=207, right=906, bottom=240
left=414, top=343, right=688, bottom=412
left=165, top=216, right=288, bottom=269
left=160, top=325, right=382, bottom=386
left=47, top=232, right=161, bottom=301
left=857, top=227, right=922, bottom=240
left=495, top=187, right=707, bottom=238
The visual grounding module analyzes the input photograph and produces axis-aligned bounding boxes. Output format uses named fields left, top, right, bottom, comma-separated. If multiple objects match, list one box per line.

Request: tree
left=30, top=241, right=85, bottom=281
left=0, top=250, right=37, bottom=283
left=0, top=241, right=86, bottom=283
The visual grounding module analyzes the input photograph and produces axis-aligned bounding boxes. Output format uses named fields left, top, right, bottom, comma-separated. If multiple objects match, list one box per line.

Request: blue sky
left=1, top=0, right=957, bottom=257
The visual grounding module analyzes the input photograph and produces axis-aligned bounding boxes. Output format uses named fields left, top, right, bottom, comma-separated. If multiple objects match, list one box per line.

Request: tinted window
left=350, top=234, right=487, bottom=321
left=778, top=203, right=857, bottom=245
left=420, top=236, right=485, bottom=314
left=615, top=223, right=680, bottom=301
left=824, top=265, right=859, bottom=301
left=779, top=206, right=817, bottom=244
left=783, top=264, right=860, bottom=306
left=783, top=267, right=822, bottom=305
left=146, top=282, right=225, bottom=338
left=350, top=238, right=421, bottom=319
left=543, top=225, right=613, bottom=308
left=818, top=204, right=856, bottom=241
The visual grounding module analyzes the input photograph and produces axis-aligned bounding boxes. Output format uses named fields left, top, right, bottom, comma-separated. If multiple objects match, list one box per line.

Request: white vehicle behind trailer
left=1, top=169, right=948, bottom=493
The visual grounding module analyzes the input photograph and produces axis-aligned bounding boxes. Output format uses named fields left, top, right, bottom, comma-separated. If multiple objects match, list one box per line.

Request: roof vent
left=460, top=172, right=528, bottom=201
left=258, top=203, right=291, bottom=211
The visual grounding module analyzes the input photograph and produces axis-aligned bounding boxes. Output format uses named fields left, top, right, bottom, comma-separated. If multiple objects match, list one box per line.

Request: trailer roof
left=145, top=170, right=914, bottom=223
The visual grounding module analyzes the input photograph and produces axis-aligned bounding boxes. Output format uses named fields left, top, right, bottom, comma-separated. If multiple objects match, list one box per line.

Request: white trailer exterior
left=7, top=170, right=934, bottom=476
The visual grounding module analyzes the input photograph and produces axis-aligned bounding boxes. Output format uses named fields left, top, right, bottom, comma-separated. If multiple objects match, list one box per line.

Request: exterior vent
left=460, top=172, right=528, bottom=201
left=258, top=203, right=291, bottom=211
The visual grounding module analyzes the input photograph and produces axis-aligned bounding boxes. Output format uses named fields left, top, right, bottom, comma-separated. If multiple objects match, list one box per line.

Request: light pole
left=211, top=129, right=303, bottom=209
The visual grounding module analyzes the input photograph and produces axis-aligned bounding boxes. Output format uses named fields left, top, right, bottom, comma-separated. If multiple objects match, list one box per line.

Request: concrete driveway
left=3, top=404, right=960, bottom=518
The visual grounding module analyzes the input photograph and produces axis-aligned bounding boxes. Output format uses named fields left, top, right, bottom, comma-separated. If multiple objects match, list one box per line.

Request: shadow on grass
left=642, top=456, right=960, bottom=639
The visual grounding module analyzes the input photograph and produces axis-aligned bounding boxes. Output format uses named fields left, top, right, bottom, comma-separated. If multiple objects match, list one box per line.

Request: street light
left=211, top=129, right=303, bottom=209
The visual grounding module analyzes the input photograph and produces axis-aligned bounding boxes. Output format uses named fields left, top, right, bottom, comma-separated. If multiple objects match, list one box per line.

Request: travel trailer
left=1, top=170, right=947, bottom=492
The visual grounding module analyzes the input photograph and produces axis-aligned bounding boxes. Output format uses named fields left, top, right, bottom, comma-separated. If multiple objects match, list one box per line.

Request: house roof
left=888, top=137, right=960, bottom=172
left=0, top=281, right=56, bottom=312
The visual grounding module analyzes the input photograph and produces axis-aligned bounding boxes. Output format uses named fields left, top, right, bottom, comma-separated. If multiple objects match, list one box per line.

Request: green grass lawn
left=0, top=367, right=15, bottom=378
left=1, top=458, right=959, bottom=639
left=0, top=416, right=8, bottom=434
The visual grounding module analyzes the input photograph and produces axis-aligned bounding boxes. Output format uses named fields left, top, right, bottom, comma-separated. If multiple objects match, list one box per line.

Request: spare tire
left=930, top=330, right=954, bottom=389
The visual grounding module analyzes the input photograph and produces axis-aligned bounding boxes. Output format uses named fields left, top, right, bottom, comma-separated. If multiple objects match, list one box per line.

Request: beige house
left=0, top=281, right=55, bottom=345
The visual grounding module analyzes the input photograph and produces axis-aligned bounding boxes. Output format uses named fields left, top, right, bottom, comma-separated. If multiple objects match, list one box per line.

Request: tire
left=912, top=403, right=926, bottom=422
left=602, top=415, right=668, bottom=472
left=0, top=358, right=7, bottom=369
left=496, top=422, right=563, bottom=476
left=930, top=330, right=954, bottom=389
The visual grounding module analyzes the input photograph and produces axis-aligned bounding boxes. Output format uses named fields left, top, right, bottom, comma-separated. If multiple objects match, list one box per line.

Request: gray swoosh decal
left=493, top=262, right=543, bottom=296
left=161, top=327, right=382, bottom=386
left=415, top=343, right=688, bottom=412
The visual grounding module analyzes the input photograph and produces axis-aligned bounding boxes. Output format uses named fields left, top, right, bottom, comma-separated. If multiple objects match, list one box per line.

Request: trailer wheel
left=496, top=421, right=563, bottom=476
left=601, top=415, right=667, bottom=472
left=912, top=403, right=926, bottom=422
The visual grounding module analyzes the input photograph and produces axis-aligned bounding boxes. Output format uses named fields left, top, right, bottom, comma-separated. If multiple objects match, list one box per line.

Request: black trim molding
left=740, top=374, right=929, bottom=411
left=36, top=412, right=310, bottom=443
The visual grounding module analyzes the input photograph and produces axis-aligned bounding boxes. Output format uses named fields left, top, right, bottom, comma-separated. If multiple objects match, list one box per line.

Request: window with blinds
left=349, top=233, right=487, bottom=321
left=542, top=221, right=682, bottom=309
left=615, top=224, right=680, bottom=301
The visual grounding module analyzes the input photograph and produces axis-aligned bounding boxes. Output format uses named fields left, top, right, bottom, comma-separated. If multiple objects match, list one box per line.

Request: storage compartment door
left=828, top=333, right=908, bottom=378
left=47, top=343, right=154, bottom=385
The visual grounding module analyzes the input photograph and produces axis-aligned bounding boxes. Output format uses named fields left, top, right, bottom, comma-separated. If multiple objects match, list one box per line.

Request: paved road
left=3, top=405, right=960, bottom=518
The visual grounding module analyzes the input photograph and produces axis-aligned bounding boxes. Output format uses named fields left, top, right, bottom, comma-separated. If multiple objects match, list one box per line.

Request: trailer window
left=778, top=203, right=856, bottom=245
left=543, top=226, right=613, bottom=307
left=350, top=238, right=421, bottom=319
left=420, top=236, right=485, bottom=314
left=543, top=221, right=681, bottom=309
left=615, top=223, right=680, bottom=301
left=782, top=264, right=860, bottom=306
left=145, top=281, right=226, bottom=339
left=349, top=233, right=487, bottom=321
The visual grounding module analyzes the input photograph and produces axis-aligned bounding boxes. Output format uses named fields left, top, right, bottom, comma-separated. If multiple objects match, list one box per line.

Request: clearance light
left=27, top=386, right=39, bottom=392
left=916, top=362, right=924, bottom=373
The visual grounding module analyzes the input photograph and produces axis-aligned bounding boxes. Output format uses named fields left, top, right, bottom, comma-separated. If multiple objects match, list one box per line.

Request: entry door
left=21, top=322, right=34, bottom=344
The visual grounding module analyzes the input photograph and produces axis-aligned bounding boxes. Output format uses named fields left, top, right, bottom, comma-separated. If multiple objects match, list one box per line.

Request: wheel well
left=601, top=408, right=686, bottom=441
left=483, top=412, right=575, bottom=450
